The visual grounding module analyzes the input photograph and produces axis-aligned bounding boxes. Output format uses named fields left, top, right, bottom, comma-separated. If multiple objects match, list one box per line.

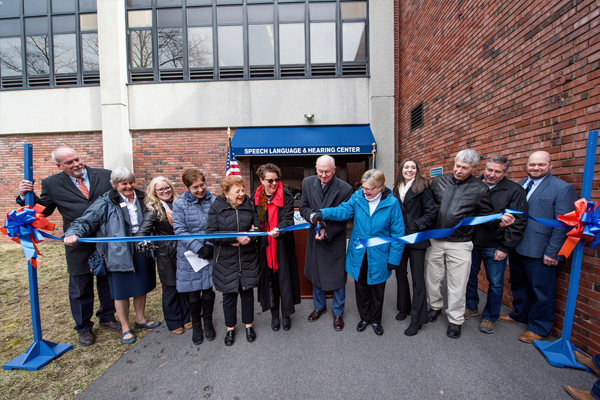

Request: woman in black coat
left=253, top=163, right=301, bottom=332
left=392, top=158, right=437, bottom=336
left=205, top=176, right=260, bottom=346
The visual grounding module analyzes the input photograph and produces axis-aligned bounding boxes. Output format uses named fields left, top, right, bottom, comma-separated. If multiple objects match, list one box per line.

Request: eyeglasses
left=317, top=169, right=334, bottom=176
left=263, top=179, right=279, bottom=185
left=190, top=183, right=206, bottom=190
left=156, top=187, right=172, bottom=193
left=361, top=186, right=379, bottom=192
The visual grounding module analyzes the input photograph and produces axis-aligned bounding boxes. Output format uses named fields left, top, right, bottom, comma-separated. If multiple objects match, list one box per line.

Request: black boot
left=188, top=297, right=204, bottom=345
left=271, top=308, right=280, bottom=331
left=203, top=292, right=216, bottom=341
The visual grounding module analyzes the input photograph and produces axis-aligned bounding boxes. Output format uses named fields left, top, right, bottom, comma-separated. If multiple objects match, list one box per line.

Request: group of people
left=15, top=147, right=576, bottom=352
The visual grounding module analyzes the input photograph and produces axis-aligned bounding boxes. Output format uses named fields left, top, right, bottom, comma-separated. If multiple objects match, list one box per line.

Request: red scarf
left=254, top=182, right=284, bottom=271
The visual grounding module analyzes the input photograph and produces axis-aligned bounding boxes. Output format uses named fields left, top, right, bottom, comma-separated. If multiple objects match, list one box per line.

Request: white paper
left=184, top=250, right=209, bottom=273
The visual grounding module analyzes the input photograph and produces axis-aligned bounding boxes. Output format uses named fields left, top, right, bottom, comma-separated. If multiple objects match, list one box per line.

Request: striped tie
left=77, top=177, right=89, bottom=199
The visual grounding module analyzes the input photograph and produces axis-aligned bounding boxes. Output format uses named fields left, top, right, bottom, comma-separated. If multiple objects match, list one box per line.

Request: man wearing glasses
left=300, top=155, right=353, bottom=331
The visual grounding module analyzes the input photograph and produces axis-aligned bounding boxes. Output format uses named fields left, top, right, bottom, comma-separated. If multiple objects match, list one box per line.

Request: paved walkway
left=77, top=279, right=597, bottom=400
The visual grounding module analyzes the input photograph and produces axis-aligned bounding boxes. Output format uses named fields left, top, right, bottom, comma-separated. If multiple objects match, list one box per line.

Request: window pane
left=54, top=33, right=77, bottom=73
left=130, top=30, right=153, bottom=68
left=187, top=0, right=212, bottom=5
left=248, top=5, right=273, bottom=23
left=24, top=0, right=47, bottom=15
left=310, top=3, right=335, bottom=21
left=0, top=1, right=20, bottom=18
left=0, top=37, right=23, bottom=76
left=82, top=32, right=99, bottom=70
left=52, top=0, right=76, bottom=13
left=341, top=2, right=366, bottom=19
left=79, top=0, right=97, bottom=12
left=80, top=14, right=98, bottom=31
left=53, top=15, right=76, bottom=34
left=127, top=0, right=151, bottom=8
left=279, top=23, right=304, bottom=64
left=0, top=19, right=20, bottom=36
left=217, top=25, right=242, bottom=66
left=310, top=22, right=335, bottom=63
left=26, top=17, right=48, bottom=36
left=217, top=0, right=242, bottom=3
left=26, top=35, right=50, bottom=75
left=249, top=24, right=274, bottom=65
left=188, top=7, right=212, bottom=26
left=217, top=6, right=242, bottom=24
left=279, top=4, right=304, bottom=22
left=157, top=0, right=182, bottom=6
left=158, top=28, right=183, bottom=68
left=343, top=22, right=365, bottom=61
left=128, top=10, right=152, bottom=28
left=188, top=26, right=213, bottom=67
left=157, top=8, right=182, bottom=27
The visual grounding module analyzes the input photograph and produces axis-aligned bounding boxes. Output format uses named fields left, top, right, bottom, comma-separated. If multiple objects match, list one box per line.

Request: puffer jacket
left=429, top=173, right=495, bottom=242
left=205, top=195, right=260, bottom=294
left=320, top=187, right=405, bottom=286
left=172, top=191, right=215, bottom=293
left=65, top=188, right=151, bottom=272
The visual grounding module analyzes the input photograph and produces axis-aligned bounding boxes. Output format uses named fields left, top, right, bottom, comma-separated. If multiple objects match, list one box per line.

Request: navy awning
left=231, top=125, right=376, bottom=157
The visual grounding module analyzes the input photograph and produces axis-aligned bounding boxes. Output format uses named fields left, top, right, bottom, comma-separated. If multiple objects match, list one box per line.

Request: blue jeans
left=313, top=285, right=345, bottom=317
left=466, top=246, right=507, bottom=322
left=592, top=354, right=600, bottom=400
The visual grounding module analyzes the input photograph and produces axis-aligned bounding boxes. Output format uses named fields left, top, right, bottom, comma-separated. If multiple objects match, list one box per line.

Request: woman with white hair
left=64, top=167, right=160, bottom=345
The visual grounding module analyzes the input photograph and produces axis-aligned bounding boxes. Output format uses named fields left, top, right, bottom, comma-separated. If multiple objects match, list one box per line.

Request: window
left=126, top=0, right=368, bottom=83
left=410, top=102, right=424, bottom=131
left=0, top=0, right=99, bottom=90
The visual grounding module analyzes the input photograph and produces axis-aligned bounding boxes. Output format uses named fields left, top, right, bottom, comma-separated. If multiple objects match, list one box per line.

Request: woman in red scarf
left=254, top=163, right=301, bottom=331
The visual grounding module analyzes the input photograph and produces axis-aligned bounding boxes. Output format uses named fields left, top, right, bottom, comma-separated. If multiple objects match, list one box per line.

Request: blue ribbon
left=581, top=201, right=600, bottom=250
left=3, top=208, right=46, bottom=262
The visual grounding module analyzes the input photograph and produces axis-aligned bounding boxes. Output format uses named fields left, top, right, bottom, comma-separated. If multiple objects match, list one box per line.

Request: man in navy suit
left=17, top=147, right=120, bottom=346
left=499, top=151, right=577, bottom=343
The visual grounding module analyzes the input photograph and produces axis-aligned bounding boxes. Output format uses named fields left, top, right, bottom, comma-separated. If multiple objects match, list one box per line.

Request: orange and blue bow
left=558, top=198, right=600, bottom=257
left=1, top=205, right=55, bottom=268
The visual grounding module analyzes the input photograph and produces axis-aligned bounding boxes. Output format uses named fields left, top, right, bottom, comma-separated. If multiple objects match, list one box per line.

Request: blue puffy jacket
left=172, top=190, right=215, bottom=292
left=320, top=188, right=405, bottom=285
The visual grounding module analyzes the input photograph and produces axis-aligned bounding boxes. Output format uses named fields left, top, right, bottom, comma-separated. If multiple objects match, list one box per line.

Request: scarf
left=254, top=182, right=284, bottom=271
left=398, top=178, right=414, bottom=202
left=159, top=200, right=174, bottom=226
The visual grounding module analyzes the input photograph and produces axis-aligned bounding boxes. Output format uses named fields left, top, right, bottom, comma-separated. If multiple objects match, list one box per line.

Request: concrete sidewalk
left=77, top=279, right=597, bottom=400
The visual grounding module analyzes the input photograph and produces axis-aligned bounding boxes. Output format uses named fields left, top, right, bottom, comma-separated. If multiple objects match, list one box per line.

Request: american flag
left=226, top=133, right=241, bottom=176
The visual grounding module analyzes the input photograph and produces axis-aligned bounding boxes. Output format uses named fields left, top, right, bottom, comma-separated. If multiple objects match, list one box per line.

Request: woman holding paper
left=172, top=169, right=216, bottom=345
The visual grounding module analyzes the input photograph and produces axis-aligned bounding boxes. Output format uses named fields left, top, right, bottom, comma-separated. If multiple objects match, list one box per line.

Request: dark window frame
left=410, top=101, right=424, bottom=132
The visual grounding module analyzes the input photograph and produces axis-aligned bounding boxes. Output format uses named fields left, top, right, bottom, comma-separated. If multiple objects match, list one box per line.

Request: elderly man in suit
left=300, top=155, right=353, bottom=331
left=17, top=147, right=119, bottom=346
left=499, top=151, right=577, bottom=343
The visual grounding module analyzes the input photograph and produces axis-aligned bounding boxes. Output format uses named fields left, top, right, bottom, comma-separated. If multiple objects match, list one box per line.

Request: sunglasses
left=264, top=179, right=279, bottom=185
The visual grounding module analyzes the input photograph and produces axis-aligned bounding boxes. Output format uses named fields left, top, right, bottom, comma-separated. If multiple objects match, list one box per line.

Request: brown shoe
left=184, top=322, right=193, bottom=330
left=565, top=386, right=594, bottom=400
left=333, top=316, right=344, bottom=331
left=498, top=314, right=525, bottom=325
left=519, top=330, right=546, bottom=344
left=479, top=319, right=495, bottom=334
left=172, top=327, right=184, bottom=335
left=307, top=308, right=327, bottom=322
left=99, top=320, right=122, bottom=331
left=79, top=330, right=96, bottom=346
left=574, top=351, right=600, bottom=374
left=464, top=309, right=479, bottom=320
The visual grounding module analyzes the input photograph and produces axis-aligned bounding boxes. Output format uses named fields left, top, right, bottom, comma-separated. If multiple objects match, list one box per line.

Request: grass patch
left=0, top=242, right=163, bottom=399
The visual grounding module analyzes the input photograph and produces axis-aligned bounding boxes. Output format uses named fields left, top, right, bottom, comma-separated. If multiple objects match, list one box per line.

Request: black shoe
left=79, top=330, right=96, bottom=346
left=282, top=316, right=291, bottom=331
left=404, top=324, right=422, bottom=336
left=356, top=320, right=369, bottom=332
left=447, top=323, right=462, bottom=339
left=192, top=327, right=204, bottom=345
left=395, top=312, right=408, bottom=321
left=246, top=327, right=256, bottom=343
left=204, top=320, right=216, bottom=341
left=428, top=308, right=442, bottom=323
left=271, top=317, right=281, bottom=331
left=224, top=330, right=235, bottom=346
left=372, top=323, right=384, bottom=336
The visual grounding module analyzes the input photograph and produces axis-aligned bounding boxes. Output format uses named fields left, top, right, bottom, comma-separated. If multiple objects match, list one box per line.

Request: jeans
left=466, top=246, right=508, bottom=322
left=313, top=285, right=345, bottom=317
left=592, top=353, right=600, bottom=400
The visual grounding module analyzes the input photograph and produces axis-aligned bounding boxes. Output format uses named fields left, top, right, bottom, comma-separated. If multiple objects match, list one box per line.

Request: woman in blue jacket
left=313, top=169, right=405, bottom=336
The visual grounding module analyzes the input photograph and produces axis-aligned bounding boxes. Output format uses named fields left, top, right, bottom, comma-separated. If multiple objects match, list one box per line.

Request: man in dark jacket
left=300, top=155, right=353, bottom=331
left=17, top=147, right=119, bottom=346
left=425, top=149, right=515, bottom=339
left=464, top=155, right=528, bottom=334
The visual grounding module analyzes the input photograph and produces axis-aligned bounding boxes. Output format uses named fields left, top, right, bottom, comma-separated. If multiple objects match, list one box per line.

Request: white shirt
left=398, top=178, right=414, bottom=202
left=522, top=175, right=548, bottom=200
left=119, top=191, right=140, bottom=233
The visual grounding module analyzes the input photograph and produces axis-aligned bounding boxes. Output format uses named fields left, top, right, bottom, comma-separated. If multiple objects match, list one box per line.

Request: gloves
left=387, top=263, right=400, bottom=270
left=136, top=240, right=157, bottom=253
left=197, top=245, right=214, bottom=260
left=312, top=211, right=323, bottom=224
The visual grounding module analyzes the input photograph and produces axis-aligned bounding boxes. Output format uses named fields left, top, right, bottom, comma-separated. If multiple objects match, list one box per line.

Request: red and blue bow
left=558, top=199, right=600, bottom=257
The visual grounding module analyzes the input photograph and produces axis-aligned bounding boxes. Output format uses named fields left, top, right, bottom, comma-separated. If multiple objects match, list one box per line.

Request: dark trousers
left=222, top=285, right=254, bottom=328
left=270, top=269, right=281, bottom=318
left=592, top=353, right=600, bottom=400
left=466, top=246, right=507, bottom=322
left=395, top=247, right=428, bottom=326
left=508, top=250, right=558, bottom=337
left=68, top=272, right=116, bottom=333
left=162, top=284, right=191, bottom=331
left=355, top=255, right=386, bottom=324
left=187, top=288, right=215, bottom=327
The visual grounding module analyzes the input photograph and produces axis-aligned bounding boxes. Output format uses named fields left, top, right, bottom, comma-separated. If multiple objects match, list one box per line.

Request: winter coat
left=65, top=188, right=153, bottom=273
left=136, top=202, right=177, bottom=287
left=172, top=191, right=215, bottom=292
left=254, top=185, right=301, bottom=315
left=299, top=175, right=353, bottom=291
left=320, top=187, right=405, bottom=286
left=394, top=185, right=437, bottom=250
left=205, top=195, right=260, bottom=294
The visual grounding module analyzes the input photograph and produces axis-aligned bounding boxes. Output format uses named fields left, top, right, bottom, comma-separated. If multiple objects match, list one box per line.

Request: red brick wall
left=396, top=0, right=600, bottom=353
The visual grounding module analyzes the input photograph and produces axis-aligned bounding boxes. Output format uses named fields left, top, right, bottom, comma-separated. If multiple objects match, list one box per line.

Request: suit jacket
left=299, top=175, right=353, bottom=291
left=16, top=166, right=113, bottom=275
left=514, top=173, right=577, bottom=260
left=395, top=185, right=437, bottom=249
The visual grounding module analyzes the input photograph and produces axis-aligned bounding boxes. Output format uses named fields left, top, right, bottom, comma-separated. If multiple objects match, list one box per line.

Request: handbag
left=88, top=197, right=109, bottom=276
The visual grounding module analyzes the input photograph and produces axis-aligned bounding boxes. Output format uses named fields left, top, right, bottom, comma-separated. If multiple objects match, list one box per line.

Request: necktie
left=525, top=180, right=534, bottom=196
left=77, top=177, right=89, bottom=199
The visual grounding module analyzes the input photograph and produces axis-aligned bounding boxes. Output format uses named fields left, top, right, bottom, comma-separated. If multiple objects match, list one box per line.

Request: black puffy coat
left=205, top=195, right=260, bottom=294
